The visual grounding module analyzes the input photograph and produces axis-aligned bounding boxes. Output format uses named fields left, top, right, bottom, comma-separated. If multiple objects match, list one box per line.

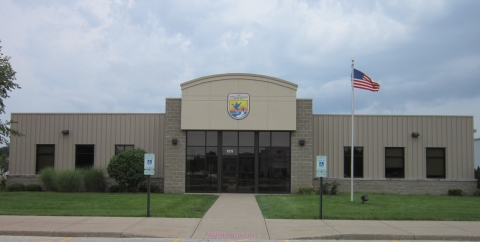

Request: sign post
left=316, top=155, right=327, bottom=219
left=144, top=153, right=155, bottom=217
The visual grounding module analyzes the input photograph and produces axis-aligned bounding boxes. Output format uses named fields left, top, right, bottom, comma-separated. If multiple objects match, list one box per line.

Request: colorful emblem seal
left=228, top=93, right=249, bottom=120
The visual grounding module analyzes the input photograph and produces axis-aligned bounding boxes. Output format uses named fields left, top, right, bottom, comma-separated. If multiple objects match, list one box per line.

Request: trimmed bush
left=150, top=184, right=162, bottom=193
left=0, top=178, right=6, bottom=191
left=322, top=181, right=341, bottom=195
left=39, top=167, right=57, bottom=191
left=7, top=183, right=25, bottom=192
left=448, top=188, right=466, bottom=196
left=108, top=184, right=125, bottom=193
left=25, top=184, right=42, bottom=191
left=82, top=168, right=105, bottom=192
left=139, top=183, right=162, bottom=193
left=475, top=166, right=480, bottom=189
left=55, top=169, right=82, bottom=192
left=473, top=190, right=480, bottom=197
left=107, top=148, right=146, bottom=191
left=298, top=186, right=317, bottom=195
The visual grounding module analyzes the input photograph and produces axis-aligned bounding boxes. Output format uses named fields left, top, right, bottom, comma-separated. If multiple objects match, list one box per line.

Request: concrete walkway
left=1, top=194, right=480, bottom=240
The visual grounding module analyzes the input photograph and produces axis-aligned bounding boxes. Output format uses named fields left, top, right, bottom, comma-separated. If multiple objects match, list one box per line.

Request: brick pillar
left=163, top=98, right=186, bottom=193
left=290, top=99, right=313, bottom=193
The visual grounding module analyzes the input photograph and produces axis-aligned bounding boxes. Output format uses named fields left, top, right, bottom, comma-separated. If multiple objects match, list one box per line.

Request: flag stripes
left=353, top=69, right=380, bottom=92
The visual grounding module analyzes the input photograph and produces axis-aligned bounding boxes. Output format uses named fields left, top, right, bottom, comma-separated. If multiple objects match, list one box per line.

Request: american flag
left=353, top=69, right=380, bottom=92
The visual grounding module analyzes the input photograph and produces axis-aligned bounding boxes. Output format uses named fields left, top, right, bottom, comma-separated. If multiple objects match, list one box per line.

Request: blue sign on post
left=144, top=153, right=155, bottom=175
left=316, top=156, right=327, bottom=178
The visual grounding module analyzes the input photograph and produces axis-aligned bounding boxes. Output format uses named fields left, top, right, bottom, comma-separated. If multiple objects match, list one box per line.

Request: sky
left=1, top=0, right=479, bottom=139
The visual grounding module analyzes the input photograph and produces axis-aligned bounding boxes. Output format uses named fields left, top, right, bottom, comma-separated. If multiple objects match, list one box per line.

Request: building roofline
left=180, top=73, right=298, bottom=91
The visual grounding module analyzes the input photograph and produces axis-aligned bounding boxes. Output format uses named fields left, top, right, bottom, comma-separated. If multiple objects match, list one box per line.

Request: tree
left=0, top=40, right=22, bottom=145
left=107, top=148, right=146, bottom=191
left=0, top=142, right=9, bottom=156
left=0, top=153, right=8, bottom=174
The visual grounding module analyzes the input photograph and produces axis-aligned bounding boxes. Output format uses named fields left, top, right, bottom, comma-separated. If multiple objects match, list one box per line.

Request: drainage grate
left=205, top=232, right=257, bottom=239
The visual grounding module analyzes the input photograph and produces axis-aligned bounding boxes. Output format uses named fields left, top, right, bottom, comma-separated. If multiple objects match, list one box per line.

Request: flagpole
left=351, top=59, right=355, bottom=202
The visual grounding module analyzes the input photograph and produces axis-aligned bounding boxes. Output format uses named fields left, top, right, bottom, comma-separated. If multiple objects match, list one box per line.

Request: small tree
left=475, top=166, right=480, bottom=189
left=0, top=153, right=8, bottom=174
left=107, top=148, right=146, bottom=191
left=0, top=40, right=22, bottom=144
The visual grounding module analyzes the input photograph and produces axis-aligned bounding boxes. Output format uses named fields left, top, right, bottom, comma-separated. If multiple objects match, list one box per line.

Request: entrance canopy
left=180, top=73, right=298, bottom=130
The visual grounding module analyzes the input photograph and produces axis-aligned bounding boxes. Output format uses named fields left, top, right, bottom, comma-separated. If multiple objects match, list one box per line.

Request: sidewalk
left=0, top=194, right=480, bottom=240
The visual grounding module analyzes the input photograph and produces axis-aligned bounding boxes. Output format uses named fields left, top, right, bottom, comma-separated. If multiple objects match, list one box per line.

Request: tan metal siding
left=313, top=115, right=475, bottom=180
left=9, top=113, right=165, bottom=178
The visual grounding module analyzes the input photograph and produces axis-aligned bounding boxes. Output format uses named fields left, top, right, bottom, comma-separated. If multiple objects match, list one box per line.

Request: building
left=7, top=73, right=477, bottom=194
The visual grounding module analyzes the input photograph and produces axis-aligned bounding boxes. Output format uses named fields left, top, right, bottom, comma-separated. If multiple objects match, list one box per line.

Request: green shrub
left=475, top=166, right=480, bottom=189
left=448, top=188, right=466, bottom=196
left=473, top=190, right=480, bottom=197
left=322, top=182, right=332, bottom=195
left=39, top=168, right=57, bottom=191
left=55, top=169, right=82, bottom=192
left=322, top=181, right=341, bottom=195
left=139, top=183, right=162, bottom=193
left=298, top=186, right=317, bottom=195
left=150, top=184, right=162, bottom=193
left=0, top=178, right=6, bottom=191
left=82, top=168, right=105, bottom=192
left=108, top=184, right=125, bottom=193
left=7, top=183, right=25, bottom=192
left=107, top=148, right=146, bottom=191
left=25, top=184, right=42, bottom=191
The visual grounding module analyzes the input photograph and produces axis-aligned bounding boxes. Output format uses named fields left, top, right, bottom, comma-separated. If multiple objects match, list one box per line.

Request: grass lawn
left=256, top=193, right=480, bottom=221
left=0, top=192, right=218, bottom=218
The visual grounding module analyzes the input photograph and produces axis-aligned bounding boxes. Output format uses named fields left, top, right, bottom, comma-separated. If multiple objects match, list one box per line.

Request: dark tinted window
left=222, top=131, right=238, bottom=146
left=206, top=131, right=217, bottom=146
left=344, top=147, right=363, bottom=178
left=426, top=148, right=445, bottom=178
left=385, top=147, right=404, bottom=178
left=259, top=132, right=270, bottom=146
left=271, top=132, right=290, bottom=147
left=187, top=131, right=205, bottom=146
left=76, top=145, right=94, bottom=169
left=239, top=132, right=254, bottom=146
left=115, top=145, right=134, bottom=155
left=36, top=145, right=54, bottom=173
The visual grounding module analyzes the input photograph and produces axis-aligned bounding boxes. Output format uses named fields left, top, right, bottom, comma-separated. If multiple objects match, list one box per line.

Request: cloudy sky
left=1, top=0, right=479, bottom=138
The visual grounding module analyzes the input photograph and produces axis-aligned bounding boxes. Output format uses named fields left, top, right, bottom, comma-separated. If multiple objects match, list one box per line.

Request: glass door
left=222, top=157, right=237, bottom=192
left=238, top=156, right=255, bottom=193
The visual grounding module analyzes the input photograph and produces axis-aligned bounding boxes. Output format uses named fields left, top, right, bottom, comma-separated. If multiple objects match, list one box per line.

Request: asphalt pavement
left=1, top=193, right=480, bottom=240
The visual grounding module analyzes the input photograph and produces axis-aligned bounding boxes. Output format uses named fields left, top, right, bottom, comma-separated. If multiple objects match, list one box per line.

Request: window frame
left=426, top=147, right=446, bottom=179
left=385, top=147, right=405, bottom=178
left=36, top=144, right=55, bottom=174
left=114, top=144, right=134, bottom=155
left=75, top=144, right=95, bottom=169
left=344, top=146, right=364, bottom=178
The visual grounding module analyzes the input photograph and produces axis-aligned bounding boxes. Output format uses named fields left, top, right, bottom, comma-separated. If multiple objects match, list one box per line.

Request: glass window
left=385, top=147, right=404, bottom=178
left=222, top=131, right=238, bottom=146
left=115, top=145, right=134, bottom=155
left=239, top=132, right=254, bottom=146
left=259, top=132, right=270, bottom=146
left=271, top=132, right=290, bottom=147
left=344, top=147, right=363, bottom=178
left=76, top=145, right=94, bottom=169
left=187, top=131, right=205, bottom=146
left=187, top=147, right=205, bottom=156
left=426, top=148, right=446, bottom=178
left=36, top=145, right=54, bottom=174
left=206, top=131, right=217, bottom=146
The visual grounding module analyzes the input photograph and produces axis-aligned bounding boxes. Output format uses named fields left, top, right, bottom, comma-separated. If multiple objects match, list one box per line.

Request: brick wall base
left=311, top=178, right=478, bottom=195
left=6, top=175, right=165, bottom=192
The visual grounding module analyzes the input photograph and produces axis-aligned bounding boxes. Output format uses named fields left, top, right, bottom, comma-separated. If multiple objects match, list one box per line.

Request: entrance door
left=222, top=157, right=237, bottom=192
